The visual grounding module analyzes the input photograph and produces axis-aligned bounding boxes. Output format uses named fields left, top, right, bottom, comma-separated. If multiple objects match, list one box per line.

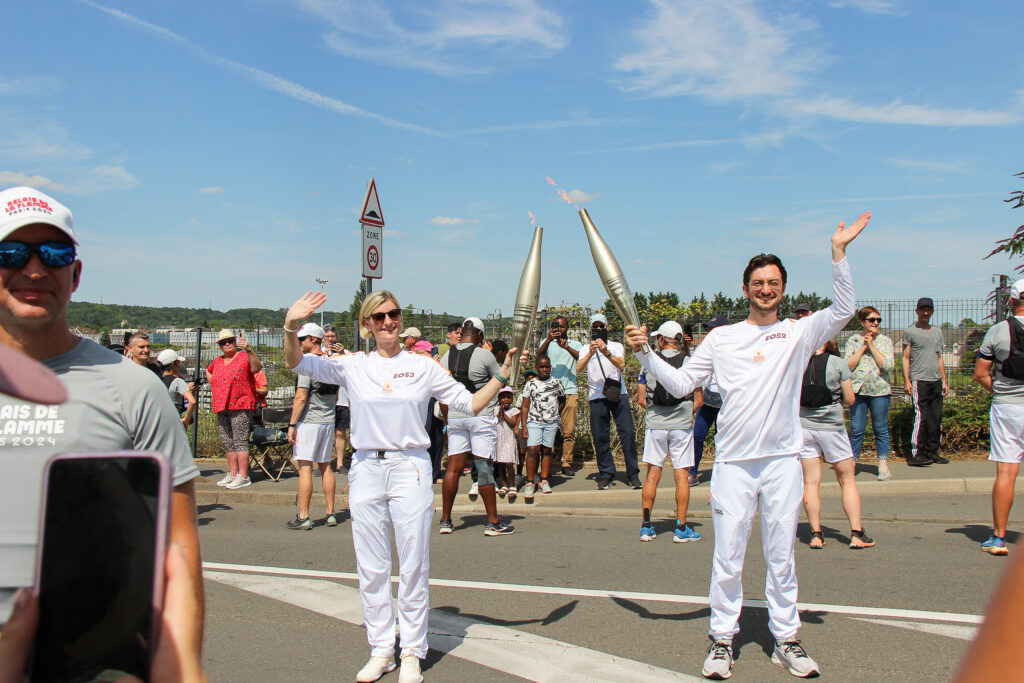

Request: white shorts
left=642, top=428, right=695, bottom=469
left=990, top=402, right=1024, bottom=464
left=294, top=422, right=334, bottom=463
left=447, top=414, right=498, bottom=459
left=799, top=428, right=854, bottom=464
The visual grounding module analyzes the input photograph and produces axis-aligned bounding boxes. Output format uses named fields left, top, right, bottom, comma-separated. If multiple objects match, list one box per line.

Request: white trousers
left=709, top=455, right=803, bottom=641
left=348, top=449, right=434, bottom=659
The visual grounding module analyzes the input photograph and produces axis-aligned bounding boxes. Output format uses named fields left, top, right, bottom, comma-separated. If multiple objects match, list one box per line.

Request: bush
left=890, top=385, right=991, bottom=455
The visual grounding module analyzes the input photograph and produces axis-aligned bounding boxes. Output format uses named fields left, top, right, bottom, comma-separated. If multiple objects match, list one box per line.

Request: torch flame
left=557, top=188, right=578, bottom=209
left=528, top=211, right=536, bottom=226
left=545, top=176, right=557, bottom=186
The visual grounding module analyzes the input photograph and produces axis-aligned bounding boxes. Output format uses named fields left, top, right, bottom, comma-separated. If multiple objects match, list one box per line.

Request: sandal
left=810, top=530, right=825, bottom=549
left=850, top=529, right=876, bottom=549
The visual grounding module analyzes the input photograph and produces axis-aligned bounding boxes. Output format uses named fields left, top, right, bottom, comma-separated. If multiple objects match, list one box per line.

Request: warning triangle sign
left=359, top=179, right=385, bottom=227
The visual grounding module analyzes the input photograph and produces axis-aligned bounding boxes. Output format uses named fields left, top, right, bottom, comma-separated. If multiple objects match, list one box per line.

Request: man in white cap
left=157, top=348, right=197, bottom=429
left=625, top=212, right=870, bottom=679
left=438, top=316, right=514, bottom=535
left=0, top=187, right=203, bottom=640
left=578, top=312, right=640, bottom=490
left=636, top=320, right=702, bottom=544
left=399, top=326, right=421, bottom=353
left=286, top=322, right=339, bottom=530
left=974, top=279, right=1024, bottom=556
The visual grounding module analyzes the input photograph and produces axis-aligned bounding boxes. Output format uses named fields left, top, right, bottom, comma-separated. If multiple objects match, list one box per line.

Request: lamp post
left=315, top=277, right=328, bottom=326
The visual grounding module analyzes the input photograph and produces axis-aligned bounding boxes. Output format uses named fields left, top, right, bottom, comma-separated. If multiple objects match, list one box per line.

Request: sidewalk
left=194, top=457, right=1023, bottom=522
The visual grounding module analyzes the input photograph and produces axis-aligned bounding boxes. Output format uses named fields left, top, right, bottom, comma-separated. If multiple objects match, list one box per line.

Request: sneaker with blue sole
left=673, top=523, right=701, bottom=543
left=982, top=535, right=1009, bottom=556
left=640, top=523, right=656, bottom=542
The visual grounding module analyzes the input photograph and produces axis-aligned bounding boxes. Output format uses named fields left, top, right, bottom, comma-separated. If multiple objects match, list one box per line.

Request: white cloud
left=459, top=117, right=626, bottom=135
left=782, top=96, right=1022, bottom=126
left=199, top=186, right=226, bottom=194
left=567, top=189, right=599, bottom=204
left=0, top=118, right=93, bottom=163
left=299, top=0, right=567, bottom=76
left=615, top=0, right=823, bottom=100
left=0, top=171, right=63, bottom=191
left=438, top=229, right=476, bottom=243
left=0, top=166, right=136, bottom=195
left=83, top=1, right=446, bottom=137
left=884, top=158, right=969, bottom=174
left=828, top=0, right=908, bottom=16
left=431, top=216, right=480, bottom=226
left=709, top=161, right=745, bottom=174
left=0, top=76, right=64, bottom=97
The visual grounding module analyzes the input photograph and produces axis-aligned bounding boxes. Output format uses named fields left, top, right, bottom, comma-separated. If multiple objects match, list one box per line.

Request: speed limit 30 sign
left=360, top=179, right=384, bottom=279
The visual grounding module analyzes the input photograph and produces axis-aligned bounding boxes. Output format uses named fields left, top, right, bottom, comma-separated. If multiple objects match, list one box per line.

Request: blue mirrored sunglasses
left=0, top=241, right=76, bottom=268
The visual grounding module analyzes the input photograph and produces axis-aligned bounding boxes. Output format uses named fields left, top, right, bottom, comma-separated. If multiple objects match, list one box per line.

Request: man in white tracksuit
left=625, top=212, right=870, bottom=680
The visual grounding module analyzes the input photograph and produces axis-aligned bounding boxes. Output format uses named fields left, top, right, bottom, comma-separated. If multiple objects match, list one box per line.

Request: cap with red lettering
left=0, top=186, right=76, bottom=244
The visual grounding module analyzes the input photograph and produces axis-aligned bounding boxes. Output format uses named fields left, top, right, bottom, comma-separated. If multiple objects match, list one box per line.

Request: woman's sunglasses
left=369, top=308, right=402, bottom=324
left=218, top=339, right=236, bottom=346
left=864, top=317, right=882, bottom=323
left=0, top=241, right=76, bottom=269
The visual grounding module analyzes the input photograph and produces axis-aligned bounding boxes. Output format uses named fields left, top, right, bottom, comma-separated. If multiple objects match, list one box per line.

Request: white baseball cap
left=298, top=322, right=325, bottom=339
left=589, top=313, right=608, bottom=326
left=399, top=326, right=422, bottom=338
left=156, top=349, right=182, bottom=366
left=0, top=186, right=76, bottom=243
left=1010, top=280, right=1024, bottom=300
left=462, top=317, right=484, bottom=332
left=650, top=321, right=683, bottom=339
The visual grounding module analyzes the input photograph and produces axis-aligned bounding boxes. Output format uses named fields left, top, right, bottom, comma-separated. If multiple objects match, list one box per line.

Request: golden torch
left=578, top=208, right=650, bottom=354
left=509, top=226, right=543, bottom=388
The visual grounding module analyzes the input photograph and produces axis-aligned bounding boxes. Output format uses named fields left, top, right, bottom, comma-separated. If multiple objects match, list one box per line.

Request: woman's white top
left=293, top=350, right=474, bottom=451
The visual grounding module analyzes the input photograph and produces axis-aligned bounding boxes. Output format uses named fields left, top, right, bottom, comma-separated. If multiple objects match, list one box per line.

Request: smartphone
left=591, top=327, right=608, bottom=342
left=684, top=324, right=694, bottom=337
left=31, top=452, right=171, bottom=682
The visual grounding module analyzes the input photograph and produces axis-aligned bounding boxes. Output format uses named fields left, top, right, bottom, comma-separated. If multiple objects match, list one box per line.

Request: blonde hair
left=358, top=290, right=401, bottom=340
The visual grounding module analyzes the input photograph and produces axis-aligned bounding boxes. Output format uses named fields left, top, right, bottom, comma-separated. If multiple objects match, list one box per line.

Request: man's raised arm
left=809, top=212, right=871, bottom=349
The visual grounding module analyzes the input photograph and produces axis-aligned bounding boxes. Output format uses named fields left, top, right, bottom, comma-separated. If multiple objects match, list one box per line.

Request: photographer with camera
left=536, top=316, right=583, bottom=475
left=577, top=313, right=640, bottom=490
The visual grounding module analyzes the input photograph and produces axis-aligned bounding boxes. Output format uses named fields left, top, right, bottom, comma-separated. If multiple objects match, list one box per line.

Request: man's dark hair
left=554, top=316, right=568, bottom=327
left=742, top=253, right=788, bottom=286
left=447, top=322, right=462, bottom=333
left=490, top=339, right=508, bottom=356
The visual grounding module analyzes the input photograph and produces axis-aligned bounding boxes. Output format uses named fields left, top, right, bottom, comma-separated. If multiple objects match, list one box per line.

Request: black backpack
left=1001, top=317, right=1024, bottom=381
left=651, top=352, right=691, bottom=406
left=446, top=346, right=478, bottom=393
left=800, top=354, right=834, bottom=408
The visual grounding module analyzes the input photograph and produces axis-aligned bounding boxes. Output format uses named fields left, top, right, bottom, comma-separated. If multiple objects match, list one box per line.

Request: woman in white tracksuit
left=284, top=290, right=517, bottom=683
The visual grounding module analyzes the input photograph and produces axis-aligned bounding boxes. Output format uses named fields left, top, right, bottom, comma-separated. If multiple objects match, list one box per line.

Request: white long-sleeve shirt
left=293, top=351, right=475, bottom=452
left=636, top=258, right=855, bottom=462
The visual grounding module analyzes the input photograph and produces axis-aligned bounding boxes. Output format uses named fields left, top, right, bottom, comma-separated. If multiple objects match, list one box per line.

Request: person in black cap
left=902, top=297, right=949, bottom=466
left=793, top=303, right=812, bottom=319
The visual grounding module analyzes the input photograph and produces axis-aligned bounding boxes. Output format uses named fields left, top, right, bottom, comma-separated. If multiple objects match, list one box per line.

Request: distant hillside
left=67, top=301, right=348, bottom=331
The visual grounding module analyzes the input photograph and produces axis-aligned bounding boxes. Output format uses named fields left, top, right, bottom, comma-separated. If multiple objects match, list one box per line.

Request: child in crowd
left=514, top=368, right=537, bottom=487
left=519, top=355, right=566, bottom=501
left=494, top=387, right=521, bottom=500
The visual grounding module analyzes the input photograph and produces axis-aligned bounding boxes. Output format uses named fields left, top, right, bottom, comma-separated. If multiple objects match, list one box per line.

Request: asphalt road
left=197, top=492, right=1014, bottom=682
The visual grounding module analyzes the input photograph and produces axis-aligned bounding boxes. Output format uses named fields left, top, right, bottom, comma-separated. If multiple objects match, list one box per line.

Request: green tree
left=985, top=171, right=1024, bottom=275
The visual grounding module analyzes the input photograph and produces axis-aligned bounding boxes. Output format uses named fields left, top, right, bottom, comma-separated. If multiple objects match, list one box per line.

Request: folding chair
left=249, top=407, right=297, bottom=481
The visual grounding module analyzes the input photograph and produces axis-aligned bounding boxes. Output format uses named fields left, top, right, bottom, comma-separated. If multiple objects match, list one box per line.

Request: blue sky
left=2, top=0, right=1022, bottom=318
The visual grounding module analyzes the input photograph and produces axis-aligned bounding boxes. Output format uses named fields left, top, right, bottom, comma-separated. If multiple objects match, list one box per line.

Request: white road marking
left=850, top=617, right=978, bottom=641
left=203, top=561, right=984, bottom=625
left=205, top=570, right=703, bottom=682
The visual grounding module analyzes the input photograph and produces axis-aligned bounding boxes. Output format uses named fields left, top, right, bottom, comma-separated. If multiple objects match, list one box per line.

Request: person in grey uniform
left=799, top=341, right=875, bottom=549
left=0, top=187, right=203, bottom=651
left=636, top=321, right=702, bottom=543
left=902, top=297, right=949, bottom=466
left=973, top=280, right=1024, bottom=556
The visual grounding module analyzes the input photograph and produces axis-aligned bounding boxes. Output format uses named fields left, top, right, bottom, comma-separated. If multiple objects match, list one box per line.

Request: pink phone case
left=34, top=451, right=172, bottom=651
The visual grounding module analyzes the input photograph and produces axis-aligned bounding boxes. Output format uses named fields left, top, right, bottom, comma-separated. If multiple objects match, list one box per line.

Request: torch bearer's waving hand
left=624, top=325, right=648, bottom=353
left=286, top=291, right=327, bottom=329
left=831, top=211, right=871, bottom=262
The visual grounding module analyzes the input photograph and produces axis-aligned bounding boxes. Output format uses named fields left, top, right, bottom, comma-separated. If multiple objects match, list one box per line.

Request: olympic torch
left=510, top=226, right=543, bottom=388
left=579, top=208, right=650, bottom=353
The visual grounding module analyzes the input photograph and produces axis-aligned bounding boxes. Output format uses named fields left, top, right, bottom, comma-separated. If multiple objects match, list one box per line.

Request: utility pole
left=315, top=277, right=328, bottom=326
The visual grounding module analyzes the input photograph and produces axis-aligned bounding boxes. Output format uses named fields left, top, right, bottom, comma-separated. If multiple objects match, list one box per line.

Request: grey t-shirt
left=0, top=339, right=200, bottom=601
left=640, top=350, right=695, bottom=431
left=440, top=343, right=500, bottom=418
left=297, top=373, right=338, bottom=424
left=903, top=325, right=944, bottom=381
left=799, top=354, right=851, bottom=431
left=978, top=317, right=1024, bottom=404
left=165, top=376, right=189, bottom=414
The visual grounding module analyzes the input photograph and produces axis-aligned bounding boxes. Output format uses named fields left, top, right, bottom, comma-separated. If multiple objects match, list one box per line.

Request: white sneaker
left=539, top=480, right=552, bottom=494
left=523, top=482, right=535, bottom=501
left=225, top=474, right=251, bottom=489
left=398, top=655, right=423, bottom=683
left=702, top=639, right=733, bottom=679
left=216, top=473, right=235, bottom=486
left=356, top=656, right=396, bottom=682
left=468, top=482, right=479, bottom=499
left=771, top=640, right=820, bottom=678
